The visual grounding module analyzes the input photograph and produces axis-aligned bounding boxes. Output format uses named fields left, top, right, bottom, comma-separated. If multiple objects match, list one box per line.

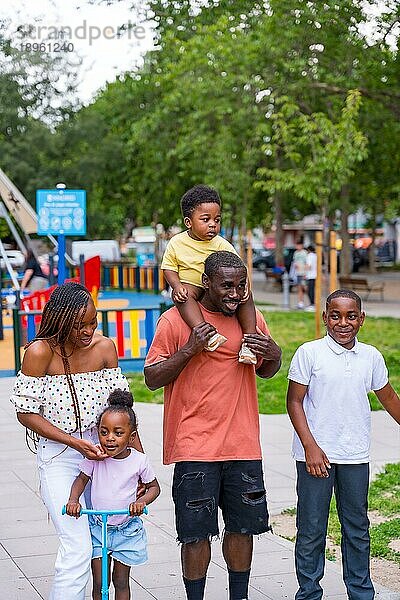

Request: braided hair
left=31, top=281, right=91, bottom=349
left=98, top=389, right=137, bottom=432
left=26, top=282, right=92, bottom=448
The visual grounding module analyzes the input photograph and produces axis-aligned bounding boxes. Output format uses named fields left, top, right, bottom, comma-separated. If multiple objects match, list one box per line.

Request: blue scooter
left=62, top=505, right=148, bottom=600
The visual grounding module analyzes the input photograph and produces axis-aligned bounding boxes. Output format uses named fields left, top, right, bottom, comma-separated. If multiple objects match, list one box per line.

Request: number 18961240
left=20, top=42, right=74, bottom=53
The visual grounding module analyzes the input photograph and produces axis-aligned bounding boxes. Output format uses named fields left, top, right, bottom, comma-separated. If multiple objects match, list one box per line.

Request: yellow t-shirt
left=161, top=231, right=238, bottom=287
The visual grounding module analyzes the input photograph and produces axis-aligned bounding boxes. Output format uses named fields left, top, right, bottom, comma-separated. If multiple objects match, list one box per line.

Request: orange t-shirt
left=144, top=305, right=270, bottom=465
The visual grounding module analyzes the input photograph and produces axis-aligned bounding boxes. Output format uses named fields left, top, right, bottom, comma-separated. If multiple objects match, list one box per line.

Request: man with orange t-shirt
left=144, top=251, right=282, bottom=600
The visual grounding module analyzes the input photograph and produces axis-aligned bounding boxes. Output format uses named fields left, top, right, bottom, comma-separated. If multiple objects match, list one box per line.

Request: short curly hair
left=204, top=251, right=246, bottom=278
left=326, top=289, right=362, bottom=311
left=181, top=184, right=221, bottom=218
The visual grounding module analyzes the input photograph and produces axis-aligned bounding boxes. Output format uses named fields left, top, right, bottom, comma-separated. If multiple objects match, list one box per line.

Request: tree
left=0, top=20, right=80, bottom=209
left=256, top=91, right=368, bottom=272
left=3, top=1, right=399, bottom=255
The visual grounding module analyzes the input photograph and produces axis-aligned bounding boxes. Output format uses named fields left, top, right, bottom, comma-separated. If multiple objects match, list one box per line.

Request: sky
left=1, top=1, right=395, bottom=105
left=1, top=0, right=154, bottom=103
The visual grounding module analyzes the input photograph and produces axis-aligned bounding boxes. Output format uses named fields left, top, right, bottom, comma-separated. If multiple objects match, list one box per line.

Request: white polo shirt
left=288, top=335, right=388, bottom=463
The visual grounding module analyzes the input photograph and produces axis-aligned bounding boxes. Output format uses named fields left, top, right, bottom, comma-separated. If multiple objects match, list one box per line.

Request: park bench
left=338, top=276, right=384, bottom=301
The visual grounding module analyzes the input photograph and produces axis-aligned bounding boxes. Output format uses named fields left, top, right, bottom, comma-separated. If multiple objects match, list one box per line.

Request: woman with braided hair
left=11, top=281, right=142, bottom=600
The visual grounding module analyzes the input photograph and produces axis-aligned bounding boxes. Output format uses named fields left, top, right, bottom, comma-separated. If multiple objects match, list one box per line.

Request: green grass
left=128, top=311, right=400, bottom=414
left=281, top=506, right=296, bottom=516
left=328, top=463, right=400, bottom=564
left=129, top=375, right=164, bottom=404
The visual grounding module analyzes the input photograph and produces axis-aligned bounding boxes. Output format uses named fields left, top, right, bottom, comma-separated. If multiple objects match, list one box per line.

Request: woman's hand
left=136, top=479, right=147, bottom=499
left=73, top=439, right=108, bottom=461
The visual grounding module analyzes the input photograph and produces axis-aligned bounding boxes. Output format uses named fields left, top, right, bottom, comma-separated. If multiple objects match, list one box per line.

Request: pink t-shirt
left=145, top=306, right=269, bottom=465
left=80, top=449, right=155, bottom=525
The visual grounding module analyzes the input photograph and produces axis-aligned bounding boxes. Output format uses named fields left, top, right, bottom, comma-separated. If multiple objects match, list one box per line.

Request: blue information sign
left=36, top=189, right=86, bottom=235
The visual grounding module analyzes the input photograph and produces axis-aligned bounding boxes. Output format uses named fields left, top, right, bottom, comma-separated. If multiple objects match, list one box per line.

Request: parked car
left=252, top=249, right=274, bottom=270
left=252, top=247, right=295, bottom=272
left=253, top=247, right=297, bottom=290
left=376, top=240, right=396, bottom=264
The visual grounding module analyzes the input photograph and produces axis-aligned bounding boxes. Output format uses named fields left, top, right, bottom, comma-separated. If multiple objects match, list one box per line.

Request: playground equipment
left=101, top=263, right=165, bottom=294
left=1, top=255, right=169, bottom=375
left=62, top=505, right=148, bottom=600
left=11, top=302, right=163, bottom=374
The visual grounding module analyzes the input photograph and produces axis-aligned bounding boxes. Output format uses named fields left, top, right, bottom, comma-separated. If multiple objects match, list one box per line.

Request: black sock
left=228, top=568, right=250, bottom=600
left=183, top=576, right=206, bottom=600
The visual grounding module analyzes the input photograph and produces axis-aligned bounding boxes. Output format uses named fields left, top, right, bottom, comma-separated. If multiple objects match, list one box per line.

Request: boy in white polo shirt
left=287, top=289, right=400, bottom=600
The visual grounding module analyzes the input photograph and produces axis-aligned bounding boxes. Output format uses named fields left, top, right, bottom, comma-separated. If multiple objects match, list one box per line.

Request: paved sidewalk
left=1, top=378, right=399, bottom=599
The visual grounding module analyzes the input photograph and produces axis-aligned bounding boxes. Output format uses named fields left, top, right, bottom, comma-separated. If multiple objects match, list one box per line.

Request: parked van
left=71, top=240, right=121, bottom=263
left=125, top=227, right=156, bottom=267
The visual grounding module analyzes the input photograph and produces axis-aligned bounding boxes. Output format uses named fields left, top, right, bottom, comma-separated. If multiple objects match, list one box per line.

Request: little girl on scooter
left=66, top=389, right=160, bottom=600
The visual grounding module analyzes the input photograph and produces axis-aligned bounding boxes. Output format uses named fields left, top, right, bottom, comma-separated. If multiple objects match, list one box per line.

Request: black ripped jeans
left=172, top=460, right=271, bottom=544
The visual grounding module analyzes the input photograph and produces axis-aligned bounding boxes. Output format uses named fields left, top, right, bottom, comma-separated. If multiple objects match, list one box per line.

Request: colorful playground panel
left=102, top=265, right=165, bottom=292
left=99, top=308, right=159, bottom=359
left=0, top=291, right=169, bottom=374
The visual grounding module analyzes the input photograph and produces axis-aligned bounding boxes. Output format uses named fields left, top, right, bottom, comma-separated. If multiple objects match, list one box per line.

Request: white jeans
left=37, top=429, right=97, bottom=600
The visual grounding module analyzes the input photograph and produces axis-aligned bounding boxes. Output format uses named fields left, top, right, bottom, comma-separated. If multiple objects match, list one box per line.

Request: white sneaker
left=305, top=305, right=315, bottom=312
left=297, top=302, right=304, bottom=309
left=238, top=343, right=257, bottom=365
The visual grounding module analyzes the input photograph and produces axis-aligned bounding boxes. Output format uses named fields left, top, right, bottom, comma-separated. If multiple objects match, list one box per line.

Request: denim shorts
left=89, top=515, right=148, bottom=567
left=296, top=275, right=306, bottom=286
left=172, top=460, right=271, bottom=544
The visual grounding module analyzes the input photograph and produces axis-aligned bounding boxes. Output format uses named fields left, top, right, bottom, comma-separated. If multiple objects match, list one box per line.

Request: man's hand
left=172, top=285, right=189, bottom=303
left=243, top=328, right=281, bottom=362
left=305, top=443, right=331, bottom=478
left=185, top=321, right=216, bottom=355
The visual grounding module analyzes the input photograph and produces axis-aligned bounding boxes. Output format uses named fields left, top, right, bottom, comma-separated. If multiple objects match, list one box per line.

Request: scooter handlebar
left=62, top=505, right=148, bottom=516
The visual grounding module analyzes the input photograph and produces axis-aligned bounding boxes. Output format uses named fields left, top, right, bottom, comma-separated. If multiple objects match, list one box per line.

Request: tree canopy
left=1, top=1, right=399, bottom=269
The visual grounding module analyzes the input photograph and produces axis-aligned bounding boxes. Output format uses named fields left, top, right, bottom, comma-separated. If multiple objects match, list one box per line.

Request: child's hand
left=172, top=285, right=189, bottom=303
left=305, top=444, right=331, bottom=478
left=66, top=501, right=82, bottom=518
left=129, top=501, right=147, bottom=516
